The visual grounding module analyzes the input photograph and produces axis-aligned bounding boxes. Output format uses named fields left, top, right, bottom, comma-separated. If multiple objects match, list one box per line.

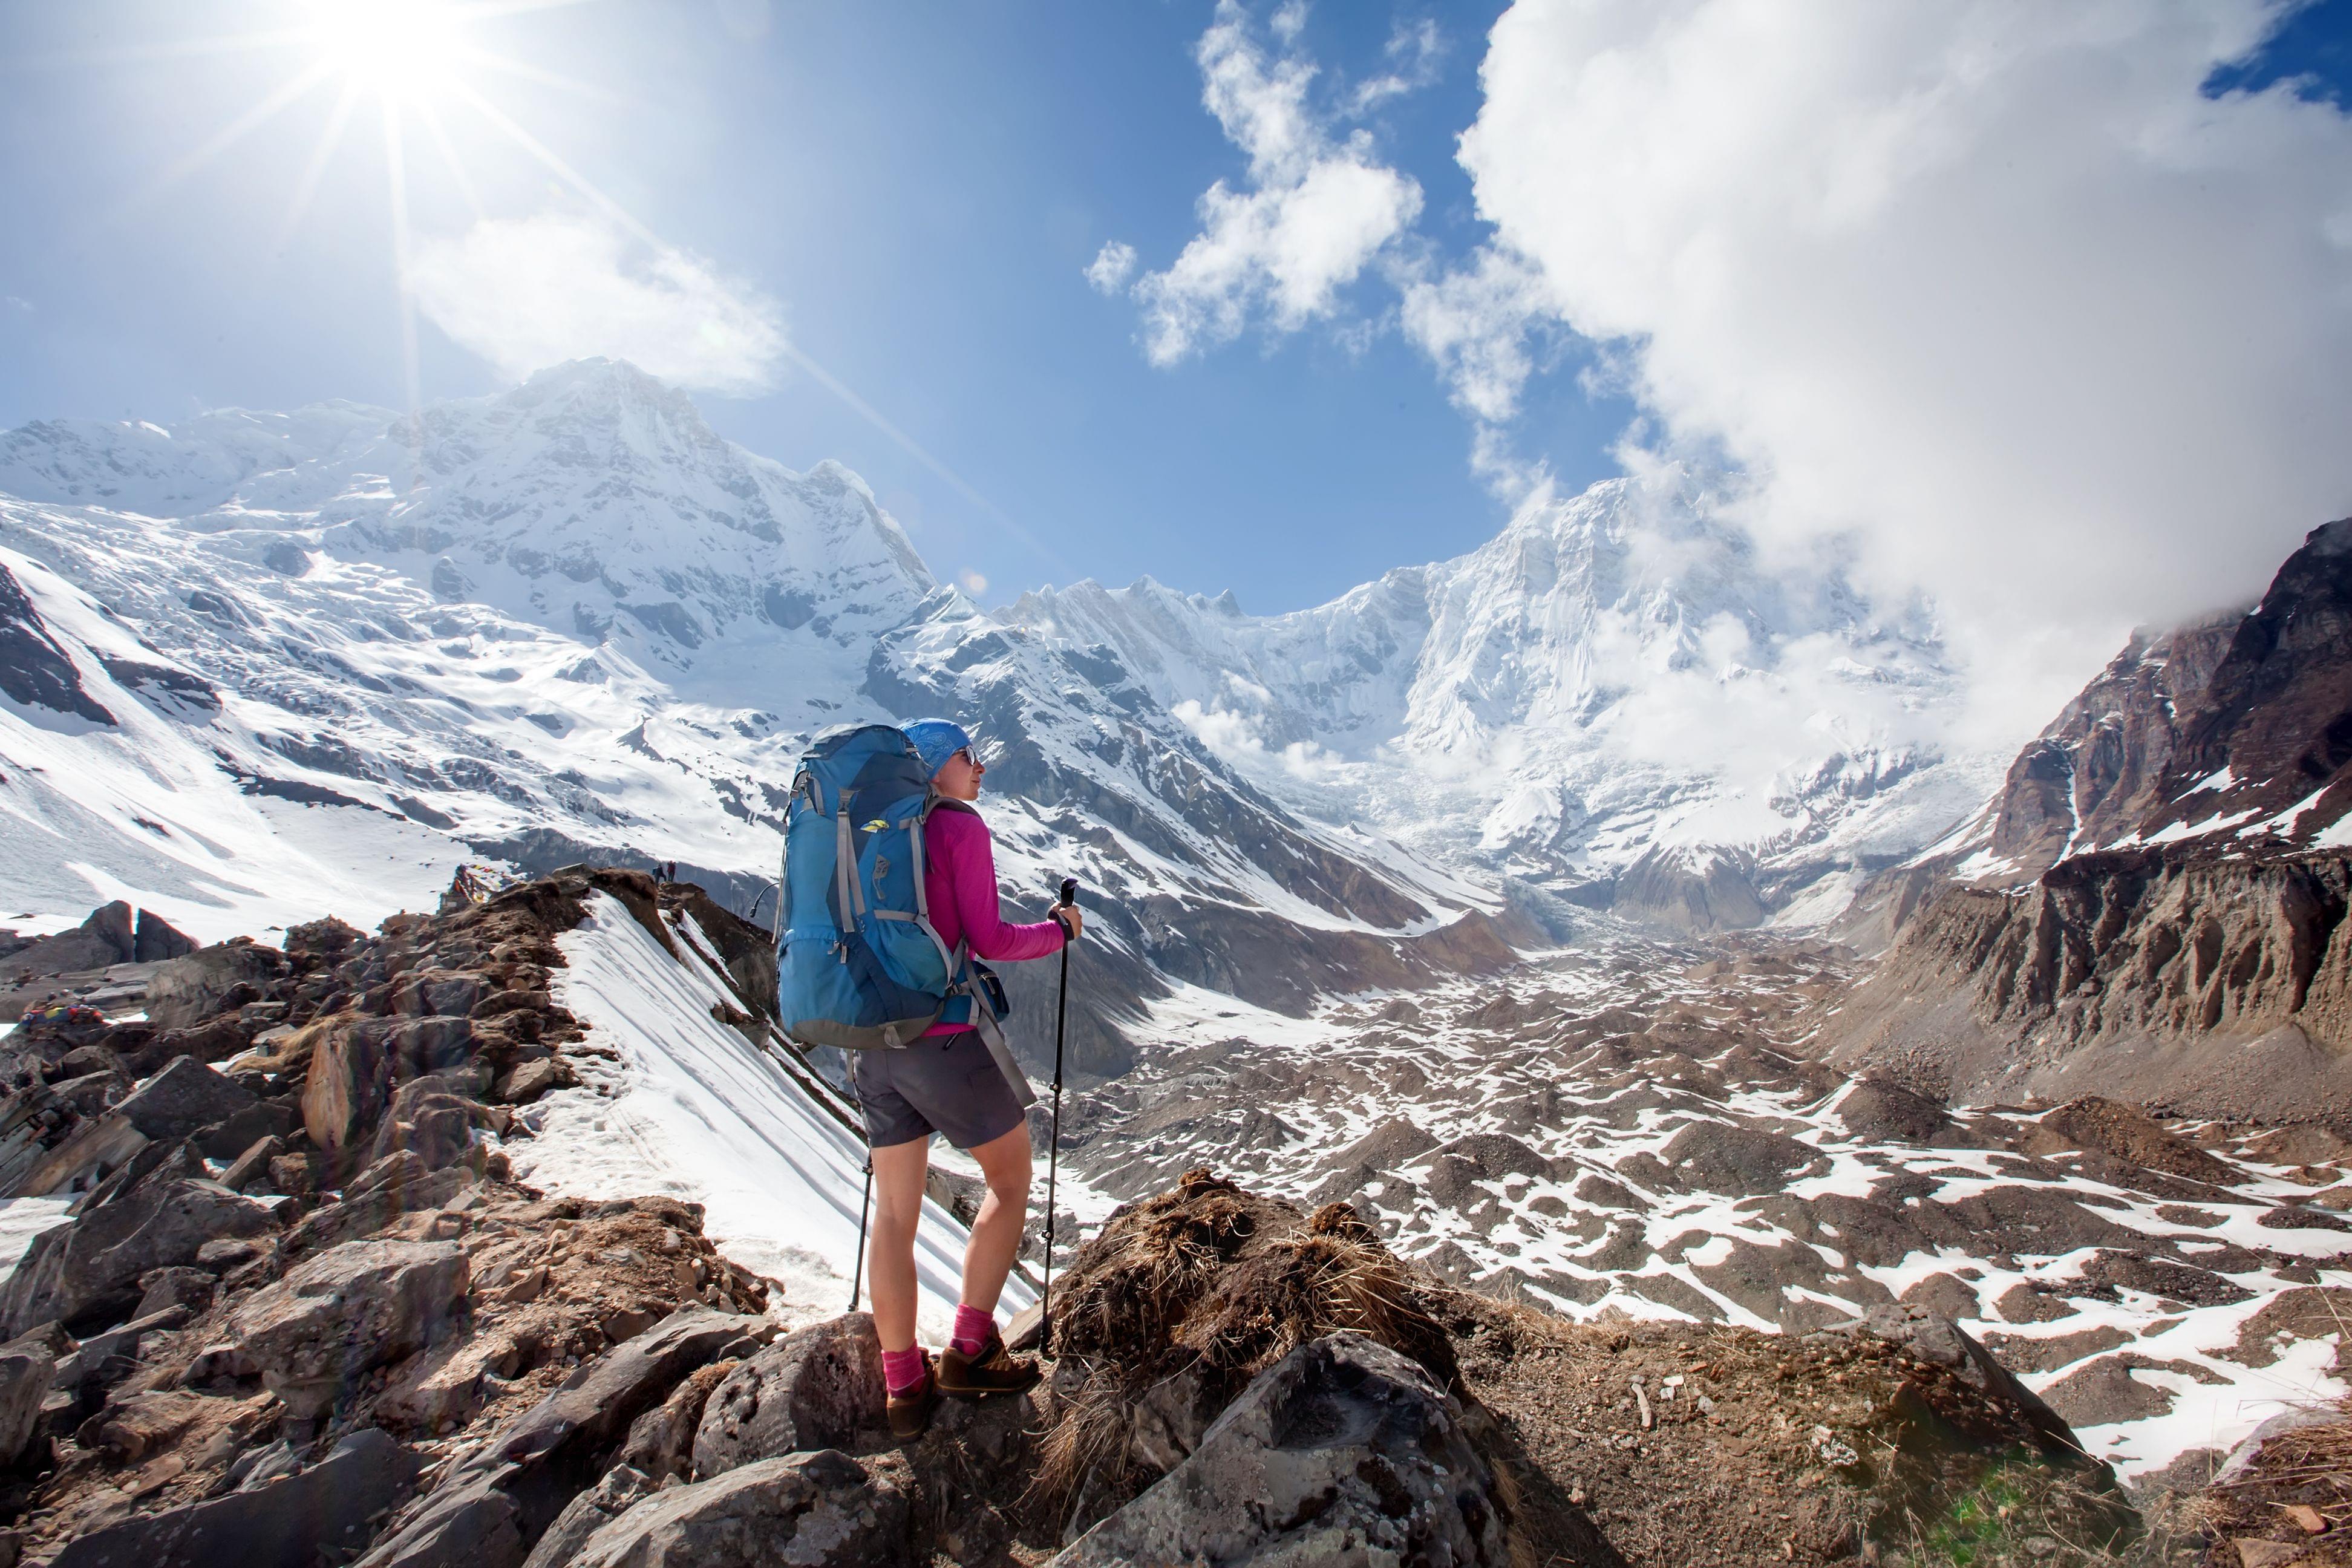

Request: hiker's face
left=933, top=746, right=984, bottom=801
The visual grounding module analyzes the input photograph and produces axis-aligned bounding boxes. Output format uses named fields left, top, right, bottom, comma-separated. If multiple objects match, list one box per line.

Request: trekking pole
left=849, top=1157, right=872, bottom=1312
left=1042, top=875, right=1078, bottom=1355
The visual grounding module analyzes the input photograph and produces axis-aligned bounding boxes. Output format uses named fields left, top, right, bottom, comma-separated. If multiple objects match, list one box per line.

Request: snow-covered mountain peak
left=1007, top=462, right=1987, bottom=928
left=0, top=361, right=938, bottom=693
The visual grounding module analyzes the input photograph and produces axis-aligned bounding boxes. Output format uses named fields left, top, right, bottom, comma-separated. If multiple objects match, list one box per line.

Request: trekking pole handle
left=1057, top=877, right=1077, bottom=907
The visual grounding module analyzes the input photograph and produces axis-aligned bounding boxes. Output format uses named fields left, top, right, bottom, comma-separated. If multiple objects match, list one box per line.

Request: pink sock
left=881, top=1345, right=927, bottom=1397
left=951, top=1304, right=995, bottom=1356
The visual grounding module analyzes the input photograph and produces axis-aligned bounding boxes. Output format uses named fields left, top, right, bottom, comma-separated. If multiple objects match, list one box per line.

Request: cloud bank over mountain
left=1100, top=0, right=2352, bottom=733
left=1457, top=0, right=2352, bottom=701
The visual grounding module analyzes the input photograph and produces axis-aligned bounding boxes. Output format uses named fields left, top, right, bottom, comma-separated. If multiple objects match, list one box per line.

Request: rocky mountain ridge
left=1821, top=517, right=2352, bottom=1115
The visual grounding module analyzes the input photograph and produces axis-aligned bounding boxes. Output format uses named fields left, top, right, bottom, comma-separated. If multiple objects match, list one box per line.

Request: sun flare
left=307, top=0, right=466, bottom=99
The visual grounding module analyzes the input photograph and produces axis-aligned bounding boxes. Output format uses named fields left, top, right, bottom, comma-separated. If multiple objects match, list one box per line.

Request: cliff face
left=1817, top=845, right=2352, bottom=1118
left=2140, top=517, right=2352, bottom=842
left=1976, top=615, right=2241, bottom=883
left=1821, top=518, right=2352, bottom=1114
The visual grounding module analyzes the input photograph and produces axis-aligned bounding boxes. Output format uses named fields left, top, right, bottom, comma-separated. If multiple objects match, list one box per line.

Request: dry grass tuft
left=1025, top=1172, right=1455, bottom=1535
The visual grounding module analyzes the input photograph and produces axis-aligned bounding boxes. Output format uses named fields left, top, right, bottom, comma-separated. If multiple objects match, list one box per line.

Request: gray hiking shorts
left=853, top=1030, right=1027, bottom=1151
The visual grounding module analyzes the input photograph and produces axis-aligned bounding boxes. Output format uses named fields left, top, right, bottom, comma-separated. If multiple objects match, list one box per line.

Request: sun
left=307, top=0, right=468, bottom=100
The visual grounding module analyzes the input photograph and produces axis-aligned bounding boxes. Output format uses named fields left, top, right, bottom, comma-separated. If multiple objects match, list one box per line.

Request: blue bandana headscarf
left=903, top=718, right=975, bottom=778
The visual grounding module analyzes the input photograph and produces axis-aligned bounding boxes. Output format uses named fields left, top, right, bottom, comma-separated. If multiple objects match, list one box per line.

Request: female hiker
left=860, top=717, right=1079, bottom=1439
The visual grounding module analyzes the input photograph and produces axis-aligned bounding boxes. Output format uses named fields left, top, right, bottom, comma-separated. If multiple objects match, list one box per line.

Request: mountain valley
left=1, top=363, right=2350, bottom=1565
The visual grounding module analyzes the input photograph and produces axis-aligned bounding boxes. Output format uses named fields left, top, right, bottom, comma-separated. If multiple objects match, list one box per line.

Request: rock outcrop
left=1051, top=1331, right=1505, bottom=1567
left=1815, top=844, right=2352, bottom=1115
left=1823, top=516, right=2352, bottom=1114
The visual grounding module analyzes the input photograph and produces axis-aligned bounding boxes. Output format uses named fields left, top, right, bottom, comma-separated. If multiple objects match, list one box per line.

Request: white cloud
left=1084, top=241, right=1137, bottom=295
left=1126, top=1, right=1425, bottom=365
left=2, top=296, right=30, bottom=313
left=1348, top=17, right=1445, bottom=114
left=1455, top=0, right=2352, bottom=716
left=410, top=214, right=786, bottom=395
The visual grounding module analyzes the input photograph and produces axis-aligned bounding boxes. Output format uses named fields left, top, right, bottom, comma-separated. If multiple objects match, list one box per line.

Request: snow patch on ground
left=0, top=1197, right=74, bottom=1285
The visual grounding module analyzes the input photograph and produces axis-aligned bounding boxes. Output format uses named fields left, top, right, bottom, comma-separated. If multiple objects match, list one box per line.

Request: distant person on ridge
left=859, top=717, right=1079, bottom=1439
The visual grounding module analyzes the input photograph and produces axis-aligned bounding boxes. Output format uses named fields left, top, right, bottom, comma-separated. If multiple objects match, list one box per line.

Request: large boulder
left=302, top=1016, right=397, bottom=1150
left=0, top=1142, right=279, bottom=1336
left=1049, top=1332, right=1506, bottom=1568
left=0, top=902, right=134, bottom=983
left=564, top=1449, right=907, bottom=1568
left=114, top=1056, right=259, bottom=1142
left=1860, top=1302, right=2091, bottom=1462
left=304, top=1018, right=478, bottom=1150
left=146, top=941, right=285, bottom=1030
left=358, top=1307, right=769, bottom=1568
left=691, top=1313, right=882, bottom=1479
left=133, top=908, right=197, bottom=964
left=215, top=1239, right=471, bottom=1417
left=50, top=1426, right=419, bottom=1568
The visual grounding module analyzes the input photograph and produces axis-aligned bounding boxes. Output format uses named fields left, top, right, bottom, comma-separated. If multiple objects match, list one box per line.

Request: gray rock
left=519, top=1465, right=652, bottom=1568
left=132, top=909, right=195, bottom=965
left=50, top=1071, right=126, bottom=1119
left=220, top=1135, right=284, bottom=1194
left=134, top=1266, right=215, bottom=1319
left=50, top=1426, right=418, bottom=1568
left=691, top=1313, right=881, bottom=1479
left=358, top=1307, right=770, bottom=1568
left=1861, top=1302, right=2091, bottom=1460
left=494, top=1059, right=564, bottom=1104
left=0, top=1336, right=54, bottom=1465
left=53, top=1305, right=188, bottom=1388
left=283, top=1158, right=476, bottom=1256
left=196, top=1102, right=296, bottom=1163
left=115, top=1057, right=259, bottom=1142
left=0, top=903, right=134, bottom=984
left=1050, top=1332, right=1505, bottom=1568
left=5, top=1111, right=148, bottom=1202
left=621, top=1363, right=731, bottom=1485
left=0, top=1143, right=278, bottom=1336
left=394, top=972, right=486, bottom=1019
left=146, top=942, right=284, bottom=1031
left=217, top=1239, right=470, bottom=1417
left=2213, top=1404, right=2348, bottom=1486
left=566, top=1449, right=907, bottom=1568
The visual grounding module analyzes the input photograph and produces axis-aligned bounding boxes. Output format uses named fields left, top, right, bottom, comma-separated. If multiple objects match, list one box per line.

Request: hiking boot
left=886, top=1352, right=938, bottom=1440
left=936, top=1334, right=1040, bottom=1399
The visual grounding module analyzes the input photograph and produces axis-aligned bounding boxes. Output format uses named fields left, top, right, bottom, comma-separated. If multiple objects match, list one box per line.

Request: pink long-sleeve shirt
left=922, top=803, right=1065, bottom=1035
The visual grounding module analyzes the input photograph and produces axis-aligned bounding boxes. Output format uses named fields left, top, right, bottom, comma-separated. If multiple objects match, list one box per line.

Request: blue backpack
left=773, top=725, right=1028, bottom=1093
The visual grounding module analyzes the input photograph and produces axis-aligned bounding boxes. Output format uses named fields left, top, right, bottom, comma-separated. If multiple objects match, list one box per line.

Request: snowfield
left=511, top=892, right=1029, bottom=1345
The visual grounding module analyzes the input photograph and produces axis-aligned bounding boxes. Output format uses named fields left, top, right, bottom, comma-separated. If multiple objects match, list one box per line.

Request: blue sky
left=0, top=0, right=1625, bottom=613
left=2, top=0, right=2349, bottom=668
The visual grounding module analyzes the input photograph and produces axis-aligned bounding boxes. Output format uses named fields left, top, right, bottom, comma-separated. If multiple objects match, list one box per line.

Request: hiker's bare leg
left=869, top=1135, right=932, bottom=1353
left=961, top=1122, right=1031, bottom=1316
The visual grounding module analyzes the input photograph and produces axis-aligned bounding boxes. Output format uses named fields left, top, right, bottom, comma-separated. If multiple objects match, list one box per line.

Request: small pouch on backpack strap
left=973, top=1007, right=1037, bottom=1109
left=954, top=961, right=1034, bottom=1107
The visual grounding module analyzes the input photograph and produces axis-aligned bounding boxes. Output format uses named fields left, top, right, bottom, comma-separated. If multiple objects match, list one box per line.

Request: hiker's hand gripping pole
left=1042, top=875, right=1078, bottom=1354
